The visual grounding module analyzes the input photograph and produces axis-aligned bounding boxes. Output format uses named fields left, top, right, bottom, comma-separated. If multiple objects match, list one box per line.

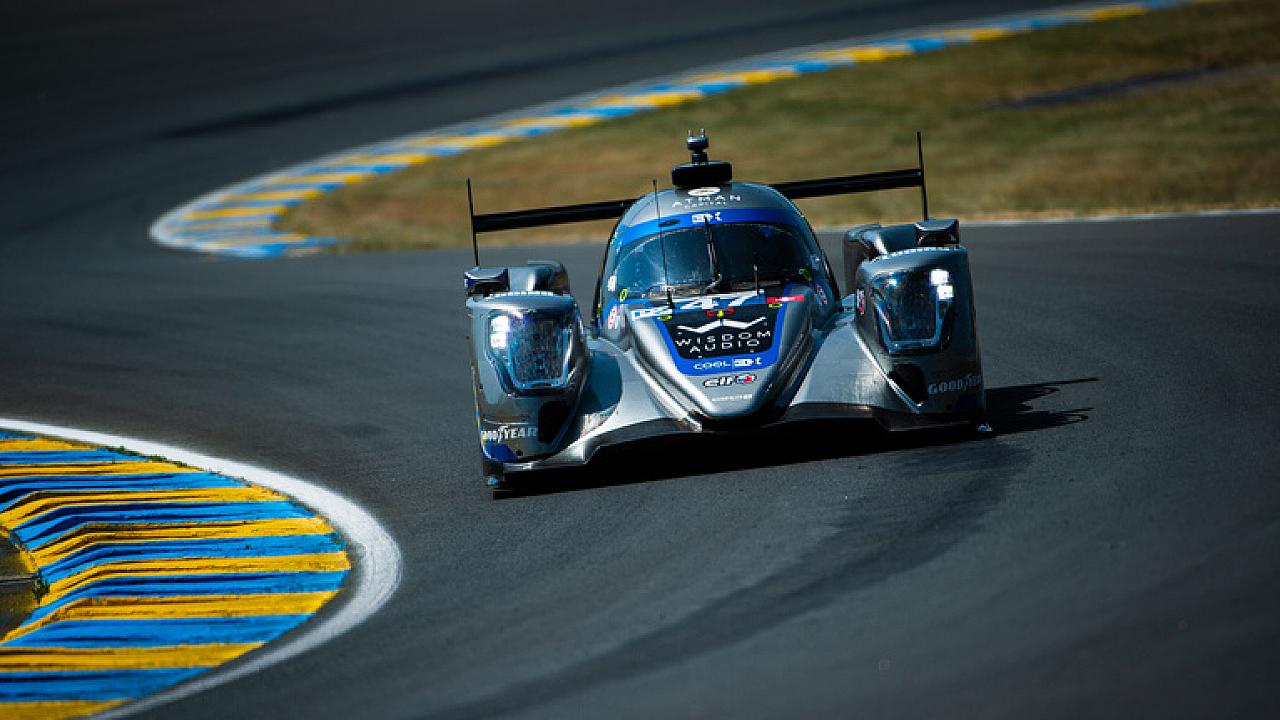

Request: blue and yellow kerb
left=149, top=0, right=1202, bottom=258
left=0, top=430, right=349, bottom=720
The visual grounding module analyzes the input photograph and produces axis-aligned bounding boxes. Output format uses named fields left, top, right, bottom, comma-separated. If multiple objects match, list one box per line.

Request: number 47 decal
left=630, top=291, right=799, bottom=319
left=674, top=292, right=757, bottom=310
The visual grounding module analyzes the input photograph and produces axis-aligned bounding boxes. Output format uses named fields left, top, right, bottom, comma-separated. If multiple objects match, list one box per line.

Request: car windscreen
left=709, top=222, right=813, bottom=290
left=609, top=228, right=716, bottom=299
left=608, top=222, right=814, bottom=300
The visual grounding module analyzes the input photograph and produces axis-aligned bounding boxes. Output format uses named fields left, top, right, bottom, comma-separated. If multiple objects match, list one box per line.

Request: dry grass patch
left=281, top=0, right=1280, bottom=252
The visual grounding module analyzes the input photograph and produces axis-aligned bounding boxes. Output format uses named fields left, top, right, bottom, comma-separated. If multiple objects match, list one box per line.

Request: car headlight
left=486, top=310, right=575, bottom=392
left=869, top=268, right=953, bottom=353
left=930, top=268, right=954, bottom=300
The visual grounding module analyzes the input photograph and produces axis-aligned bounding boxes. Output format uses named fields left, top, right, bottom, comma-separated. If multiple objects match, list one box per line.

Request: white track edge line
left=0, top=417, right=403, bottom=718
left=149, top=0, right=1171, bottom=254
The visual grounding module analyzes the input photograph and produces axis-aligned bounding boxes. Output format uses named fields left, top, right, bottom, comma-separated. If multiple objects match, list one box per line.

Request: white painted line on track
left=152, top=0, right=1217, bottom=258
left=0, top=417, right=403, bottom=719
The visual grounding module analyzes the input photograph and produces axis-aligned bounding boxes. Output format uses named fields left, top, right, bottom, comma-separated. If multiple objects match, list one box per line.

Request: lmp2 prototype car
left=464, top=133, right=986, bottom=488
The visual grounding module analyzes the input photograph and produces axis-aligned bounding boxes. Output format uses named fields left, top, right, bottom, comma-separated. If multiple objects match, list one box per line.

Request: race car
left=464, top=132, right=987, bottom=488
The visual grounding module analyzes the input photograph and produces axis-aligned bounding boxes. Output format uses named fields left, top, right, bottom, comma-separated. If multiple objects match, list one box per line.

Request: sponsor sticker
left=678, top=315, right=763, bottom=333
left=691, top=212, right=721, bottom=224
left=605, top=304, right=621, bottom=331
left=670, top=193, right=742, bottom=209
left=927, top=372, right=983, bottom=396
left=702, top=373, right=757, bottom=388
left=687, top=186, right=720, bottom=196
left=856, top=288, right=866, bottom=316
left=665, top=302, right=777, bottom=360
left=690, top=356, right=764, bottom=372
left=480, top=424, right=536, bottom=443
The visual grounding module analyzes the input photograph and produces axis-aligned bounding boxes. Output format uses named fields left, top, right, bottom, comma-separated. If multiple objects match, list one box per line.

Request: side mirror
left=523, top=260, right=570, bottom=294
left=915, top=219, right=960, bottom=247
left=465, top=267, right=510, bottom=297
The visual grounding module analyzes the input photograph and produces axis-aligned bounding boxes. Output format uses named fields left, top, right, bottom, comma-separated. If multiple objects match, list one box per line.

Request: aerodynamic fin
left=466, top=131, right=931, bottom=235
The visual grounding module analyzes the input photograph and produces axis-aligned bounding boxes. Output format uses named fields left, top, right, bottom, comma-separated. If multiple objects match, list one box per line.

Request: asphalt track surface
left=3, top=1, right=1279, bottom=718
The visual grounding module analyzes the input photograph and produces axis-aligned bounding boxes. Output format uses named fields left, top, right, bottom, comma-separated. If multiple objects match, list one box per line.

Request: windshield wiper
left=700, top=223, right=723, bottom=295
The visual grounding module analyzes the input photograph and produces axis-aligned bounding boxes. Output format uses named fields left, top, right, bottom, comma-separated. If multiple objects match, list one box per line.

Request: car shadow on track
left=985, top=376, right=1096, bottom=436
left=494, top=376, right=1096, bottom=499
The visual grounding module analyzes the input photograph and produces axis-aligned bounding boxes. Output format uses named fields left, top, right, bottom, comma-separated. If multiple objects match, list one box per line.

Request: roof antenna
left=652, top=178, right=675, bottom=309
left=466, top=178, right=480, bottom=266
left=916, top=130, right=929, bottom=221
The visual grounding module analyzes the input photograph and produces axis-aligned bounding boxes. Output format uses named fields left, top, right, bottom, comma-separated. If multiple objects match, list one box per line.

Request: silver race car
left=464, top=133, right=987, bottom=488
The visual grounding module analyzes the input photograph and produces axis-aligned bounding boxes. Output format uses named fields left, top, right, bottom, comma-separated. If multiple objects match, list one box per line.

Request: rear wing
left=467, top=131, right=930, bottom=264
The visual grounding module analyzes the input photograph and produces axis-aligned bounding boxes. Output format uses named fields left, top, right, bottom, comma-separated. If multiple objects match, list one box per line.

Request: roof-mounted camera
left=672, top=129, right=733, bottom=188
left=687, top=130, right=710, bottom=163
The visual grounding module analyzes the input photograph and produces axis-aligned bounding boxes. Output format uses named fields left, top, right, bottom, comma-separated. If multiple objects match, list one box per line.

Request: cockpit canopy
left=605, top=221, right=817, bottom=300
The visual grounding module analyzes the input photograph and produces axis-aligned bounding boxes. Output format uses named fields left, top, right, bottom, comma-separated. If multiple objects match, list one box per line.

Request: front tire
left=482, top=456, right=505, bottom=488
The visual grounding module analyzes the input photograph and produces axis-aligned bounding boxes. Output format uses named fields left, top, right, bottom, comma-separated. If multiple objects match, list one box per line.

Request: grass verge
left=281, top=0, right=1280, bottom=252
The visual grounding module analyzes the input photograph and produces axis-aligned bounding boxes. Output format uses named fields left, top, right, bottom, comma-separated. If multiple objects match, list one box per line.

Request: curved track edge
left=149, top=0, right=1208, bottom=258
left=0, top=419, right=402, bottom=720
